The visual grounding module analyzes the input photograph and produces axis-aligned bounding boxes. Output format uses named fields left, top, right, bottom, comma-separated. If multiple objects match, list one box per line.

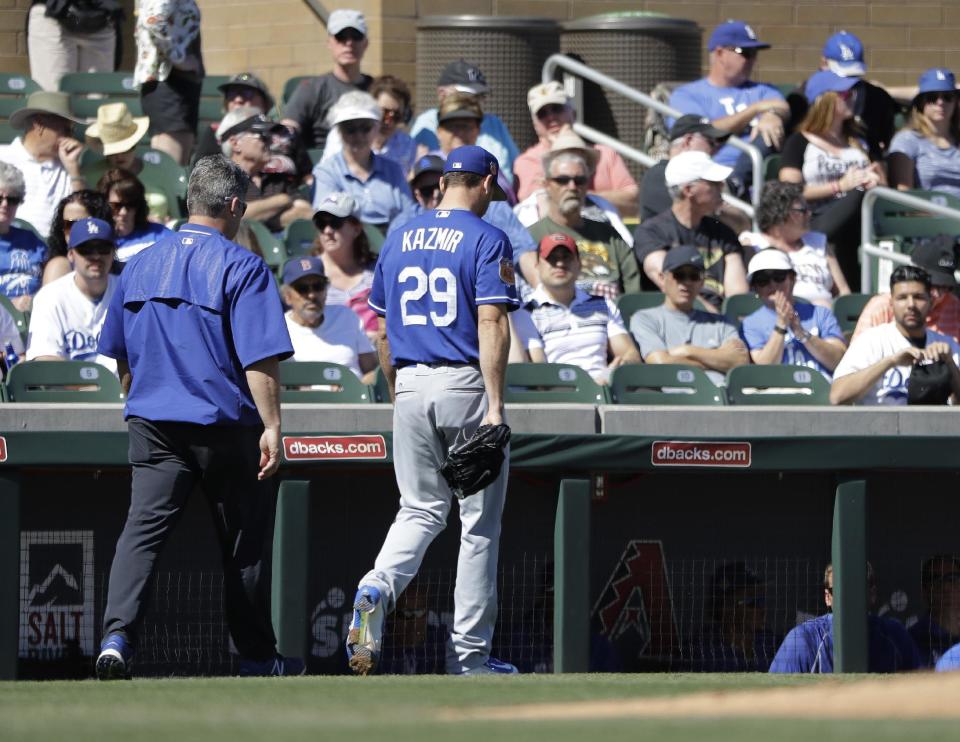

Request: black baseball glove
left=439, top=423, right=511, bottom=499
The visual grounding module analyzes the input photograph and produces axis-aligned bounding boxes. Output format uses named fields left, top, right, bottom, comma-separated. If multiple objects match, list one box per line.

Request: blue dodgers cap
left=662, top=245, right=705, bottom=274
left=918, top=67, right=957, bottom=96
left=805, top=69, right=858, bottom=104
left=823, top=31, right=866, bottom=78
left=707, top=20, right=770, bottom=52
left=68, top=217, right=114, bottom=249
left=282, top=256, right=326, bottom=286
left=442, top=145, right=506, bottom=200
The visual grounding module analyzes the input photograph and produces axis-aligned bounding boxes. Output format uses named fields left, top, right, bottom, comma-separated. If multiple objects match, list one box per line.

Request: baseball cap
left=217, top=111, right=286, bottom=143
left=217, top=72, right=274, bottom=111
left=410, top=154, right=444, bottom=184
left=912, top=240, right=957, bottom=287
left=747, top=248, right=795, bottom=281
left=328, top=91, right=381, bottom=127
left=664, top=151, right=732, bottom=188
left=822, top=31, right=866, bottom=78
left=312, top=192, right=357, bottom=222
left=437, top=60, right=489, bottom=95
left=282, top=256, right=326, bottom=286
left=667, top=114, right=731, bottom=143
left=68, top=217, right=114, bottom=250
left=917, top=68, right=957, bottom=96
left=538, top=232, right=578, bottom=260
left=437, top=93, right=483, bottom=124
left=547, top=128, right=599, bottom=171
left=662, top=245, right=705, bottom=274
left=327, top=9, right=367, bottom=37
left=527, top=81, right=569, bottom=114
left=707, top=20, right=770, bottom=52
left=443, top=145, right=505, bottom=200
left=805, top=69, right=859, bottom=104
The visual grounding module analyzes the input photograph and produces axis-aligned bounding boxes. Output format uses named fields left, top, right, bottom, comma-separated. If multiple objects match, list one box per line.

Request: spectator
left=0, top=91, right=85, bottom=237
left=779, top=70, right=886, bottom=291
left=514, top=82, right=638, bottom=215
left=740, top=181, right=851, bottom=308
left=769, top=563, right=920, bottom=673
left=134, top=0, right=203, bottom=166
left=0, top=162, right=47, bottom=311
left=43, top=189, right=112, bottom=284
left=322, top=75, right=417, bottom=176
left=741, top=248, right=847, bottom=380
left=888, top=68, right=960, bottom=199
left=280, top=256, right=376, bottom=382
left=634, top=151, right=748, bottom=310
left=909, top=555, right=960, bottom=668
left=27, top=0, right=120, bottom=93
left=26, top=216, right=117, bottom=372
left=669, top=20, right=789, bottom=196
left=527, top=144, right=640, bottom=299
left=512, top=233, right=639, bottom=384
left=95, top=169, right=171, bottom=265
left=282, top=9, right=371, bottom=151
left=853, top=240, right=960, bottom=344
left=309, top=192, right=378, bottom=340
left=311, top=91, right=412, bottom=230
left=630, top=245, right=747, bottom=385
left=831, top=265, right=960, bottom=405
left=219, top=108, right=313, bottom=232
left=83, top=101, right=150, bottom=178
left=409, top=59, right=519, bottom=178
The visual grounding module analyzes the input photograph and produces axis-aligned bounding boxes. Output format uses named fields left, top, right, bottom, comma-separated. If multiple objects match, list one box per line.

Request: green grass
left=0, top=674, right=955, bottom=742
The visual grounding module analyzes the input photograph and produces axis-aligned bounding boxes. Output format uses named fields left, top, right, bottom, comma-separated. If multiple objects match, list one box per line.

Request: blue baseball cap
left=805, top=70, right=858, bottom=104
left=442, top=145, right=505, bottom=200
left=662, top=245, right=705, bottom=274
left=823, top=31, right=866, bottom=78
left=282, top=256, right=326, bottom=286
left=68, top=217, right=114, bottom=249
left=707, top=20, right=770, bottom=52
left=917, top=68, right=957, bottom=96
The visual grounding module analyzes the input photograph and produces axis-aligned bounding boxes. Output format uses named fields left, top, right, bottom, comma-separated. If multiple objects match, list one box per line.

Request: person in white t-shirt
left=280, top=256, right=376, bottom=382
left=512, top=232, right=640, bottom=384
left=26, top=217, right=117, bottom=372
left=831, top=265, right=960, bottom=405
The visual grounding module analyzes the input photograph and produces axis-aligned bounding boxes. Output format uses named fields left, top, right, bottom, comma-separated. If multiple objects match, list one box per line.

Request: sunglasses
left=918, top=91, right=957, bottom=106
left=752, top=270, right=792, bottom=287
left=380, top=107, right=403, bottom=121
left=224, top=87, right=258, bottom=101
left=292, top=279, right=327, bottom=295
left=789, top=205, right=811, bottom=215
left=549, top=175, right=588, bottom=187
left=417, top=184, right=440, bottom=200
left=316, top=215, right=347, bottom=230
left=75, top=244, right=114, bottom=257
left=536, top=103, right=567, bottom=120
left=340, top=121, right=374, bottom=136
left=672, top=269, right=704, bottom=282
left=729, top=46, right=758, bottom=60
left=109, top=200, right=136, bottom=214
left=0, top=194, right=22, bottom=206
left=334, top=29, right=365, bottom=43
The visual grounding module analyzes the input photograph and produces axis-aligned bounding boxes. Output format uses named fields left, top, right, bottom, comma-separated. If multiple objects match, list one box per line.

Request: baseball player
left=346, top=144, right=520, bottom=675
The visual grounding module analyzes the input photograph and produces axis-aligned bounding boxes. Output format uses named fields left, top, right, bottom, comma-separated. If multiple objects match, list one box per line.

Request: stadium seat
left=722, top=293, right=763, bottom=325
left=279, top=361, right=371, bottom=403
left=364, top=223, right=385, bottom=254
left=200, top=75, right=230, bottom=100
left=284, top=218, right=316, bottom=258
left=0, top=294, right=29, bottom=346
left=0, top=121, right=18, bottom=144
left=307, top=148, right=324, bottom=166
left=282, top=75, right=312, bottom=105
left=370, top=366, right=391, bottom=403
left=0, top=73, right=40, bottom=96
left=241, top=219, right=287, bottom=270
left=198, top=98, right=224, bottom=125
left=873, top=189, right=960, bottom=243
left=70, top=96, right=144, bottom=121
left=833, top=293, right=873, bottom=336
left=59, top=72, right=138, bottom=96
left=504, top=363, right=608, bottom=404
left=0, top=97, right=25, bottom=120
left=725, top=364, right=830, bottom=405
left=609, top=364, right=724, bottom=405
left=762, top=154, right=782, bottom=181
left=617, top=292, right=665, bottom=325
left=6, top=360, right=124, bottom=402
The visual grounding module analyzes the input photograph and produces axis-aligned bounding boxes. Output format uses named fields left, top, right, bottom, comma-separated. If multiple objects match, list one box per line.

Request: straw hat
left=85, top=102, right=150, bottom=156
left=548, top=128, right=599, bottom=170
left=9, top=91, right=82, bottom=130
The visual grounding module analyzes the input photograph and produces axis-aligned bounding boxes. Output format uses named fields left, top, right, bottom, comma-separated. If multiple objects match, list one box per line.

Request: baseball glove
left=439, top=423, right=511, bottom=499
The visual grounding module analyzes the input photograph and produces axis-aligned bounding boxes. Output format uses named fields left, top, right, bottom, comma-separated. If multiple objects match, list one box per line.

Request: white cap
left=327, top=90, right=380, bottom=127
left=664, top=151, right=732, bottom=187
left=747, top=248, right=795, bottom=281
left=527, top=81, right=569, bottom=114
left=328, top=9, right=367, bottom=36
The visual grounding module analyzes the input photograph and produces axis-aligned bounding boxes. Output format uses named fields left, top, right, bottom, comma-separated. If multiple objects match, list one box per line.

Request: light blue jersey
left=369, top=207, right=519, bottom=367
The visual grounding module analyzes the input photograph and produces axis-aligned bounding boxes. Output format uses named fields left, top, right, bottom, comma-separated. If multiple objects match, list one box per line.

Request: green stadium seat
left=59, top=72, right=137, bottom=96
left=6, top=360, right=124, bottom=402
left=504, top=362, right=608, bottom=404
left=370, top=366, right=391, bottom=403
left=240, top=219, right=287, bottom=270
left=617, top=292, right=665, bottom=326
left=0, top=73, right=40, bottom=96
left=763, top=154, right=782, bottom=182
left=364, top=223, right=385, bottom=255
left=198, top=98, right=224, bottom=124
left=11, top=218, right=44, bottom=243
left=0, top=97, right=25, bottom=119
left=283, top=75, right=312, bottom=105
left=285, top=218, right=316, bottom=258
left=200, top=75, right=230, bottom=99
left=833, top=293, right=874, bottom=336
left=609, top=364, right=725, bottom=405
left=0, top=121, right=19, bottom=144
left=725, top=364, right=830, bottom=406
left=0, top=294, right=29, bottom=346
left=279, top=361, right=371, bottom=402
left=307, top=148, right=324, bottom=166
left=873, top=189, right=960, bottom=243
left=722, top=293, right=763, bottom=325
left=70, top=96, right=144, bottom=120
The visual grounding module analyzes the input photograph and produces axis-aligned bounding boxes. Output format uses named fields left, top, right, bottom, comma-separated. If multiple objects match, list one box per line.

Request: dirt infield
left=443, top=673, right=960, bottom=722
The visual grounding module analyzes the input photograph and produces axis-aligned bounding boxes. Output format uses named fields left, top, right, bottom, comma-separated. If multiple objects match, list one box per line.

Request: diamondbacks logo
left=19, top=531, right=94, bottom=659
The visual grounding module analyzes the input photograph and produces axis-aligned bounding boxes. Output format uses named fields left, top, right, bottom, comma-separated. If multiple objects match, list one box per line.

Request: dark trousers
left=811, top=189, right=865, bottom=292
left=102, top=418, right=278, bottom=661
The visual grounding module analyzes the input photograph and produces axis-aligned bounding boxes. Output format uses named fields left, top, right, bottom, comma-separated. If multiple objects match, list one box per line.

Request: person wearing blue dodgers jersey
left=94, top=155, right=304, bottom=680
left=347, top=144, right=520, bottom=676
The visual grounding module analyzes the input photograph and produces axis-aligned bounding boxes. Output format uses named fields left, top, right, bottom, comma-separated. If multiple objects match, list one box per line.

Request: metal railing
left=541, top=53, right=759, bottom=223
left=860, top=186, right=960, bottom=293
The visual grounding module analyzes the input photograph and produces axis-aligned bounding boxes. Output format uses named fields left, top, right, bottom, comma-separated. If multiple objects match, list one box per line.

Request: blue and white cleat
left=238, top=654, right=306, bottom=677
left=96, top=633, right=133, bottom=680
left=346, top=585, right=384, bottom=676
left=459, top=657, right=520, bottom=676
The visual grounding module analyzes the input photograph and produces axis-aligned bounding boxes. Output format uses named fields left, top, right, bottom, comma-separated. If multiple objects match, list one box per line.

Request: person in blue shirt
left=0, top=162, right=46, bottom=309
left=669, top=20, right=789, bottom=195
left=95, top=168, right=171, bottom=267
left=937, top=642, right=960, bottom=671
left=741, top=248, right=847, bottom=380
left=346, top=145, right=520, bottom=677
left=311, top=90, right=413, bottom=229
left=94, top=155, right=302, bottom=681
left=770, top=563, right=921, bottom=673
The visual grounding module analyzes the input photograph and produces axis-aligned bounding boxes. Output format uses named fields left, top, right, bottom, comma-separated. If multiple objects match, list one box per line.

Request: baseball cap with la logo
left=69, top=218, right=115, bottom=250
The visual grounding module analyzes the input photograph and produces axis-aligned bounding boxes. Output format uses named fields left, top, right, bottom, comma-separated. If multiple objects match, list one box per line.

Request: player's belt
left=398, top=361, right=479, bottom=369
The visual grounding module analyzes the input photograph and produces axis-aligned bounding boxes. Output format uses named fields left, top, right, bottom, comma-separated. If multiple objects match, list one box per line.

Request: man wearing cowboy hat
left=85, top=101, right=150, bottom=171
left=0, top=91, right=86, bottom=236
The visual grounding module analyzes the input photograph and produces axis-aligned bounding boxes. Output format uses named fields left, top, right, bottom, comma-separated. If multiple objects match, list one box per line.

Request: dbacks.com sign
left=283, top=435, right=388, bottom=461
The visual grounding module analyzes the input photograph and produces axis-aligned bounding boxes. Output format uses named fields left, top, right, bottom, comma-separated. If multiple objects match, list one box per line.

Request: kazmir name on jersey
left=401, top=220, right=465, bottom=254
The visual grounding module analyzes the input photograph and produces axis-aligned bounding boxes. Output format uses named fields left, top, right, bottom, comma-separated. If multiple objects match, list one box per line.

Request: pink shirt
left=514, top=141, right=638, bottom=202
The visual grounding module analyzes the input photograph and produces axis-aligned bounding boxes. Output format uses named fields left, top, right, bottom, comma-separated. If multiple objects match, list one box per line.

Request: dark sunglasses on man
left=728, top=46, right=758, bottom=60
left=341, top=121, right=374, bottom=136
left=752, top=270, right=791, bottom=287
left=316, top=215, right=347, bottom=231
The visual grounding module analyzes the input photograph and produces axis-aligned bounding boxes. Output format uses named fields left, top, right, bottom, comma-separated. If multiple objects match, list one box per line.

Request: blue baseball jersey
left=369, top=207, right=519, bottom=367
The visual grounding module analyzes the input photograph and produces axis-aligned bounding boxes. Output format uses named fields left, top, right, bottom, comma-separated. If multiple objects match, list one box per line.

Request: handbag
left=45, top=0, right=119, bottom=35
left=907, top=359, right=953, bottom=405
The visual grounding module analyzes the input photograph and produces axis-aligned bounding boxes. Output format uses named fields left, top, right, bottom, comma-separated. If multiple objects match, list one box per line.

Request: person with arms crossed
left=347, top=145, right=520, bottom=676
left=94, top=155, right=303, bottom=680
